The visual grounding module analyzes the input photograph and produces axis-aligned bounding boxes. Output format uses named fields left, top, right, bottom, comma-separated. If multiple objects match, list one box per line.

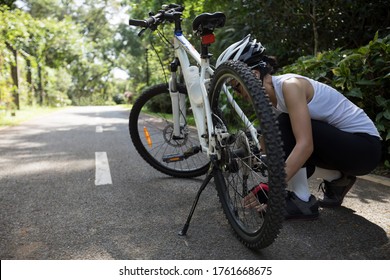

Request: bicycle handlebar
left=129, top=3, right=184, bottom=31
left=128, top=19, right=150, bottom=28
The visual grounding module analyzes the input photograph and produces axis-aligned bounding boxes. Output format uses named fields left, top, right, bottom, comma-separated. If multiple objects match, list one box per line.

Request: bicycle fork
left=169, top=60, right=187, bottom=139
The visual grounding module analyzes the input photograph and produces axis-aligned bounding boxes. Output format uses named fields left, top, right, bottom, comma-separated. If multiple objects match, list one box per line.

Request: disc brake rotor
left=162, top=123, right=188, bottom=147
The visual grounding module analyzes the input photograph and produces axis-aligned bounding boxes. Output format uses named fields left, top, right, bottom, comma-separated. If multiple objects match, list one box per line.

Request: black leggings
left=277, top=113, right=382, bottom=177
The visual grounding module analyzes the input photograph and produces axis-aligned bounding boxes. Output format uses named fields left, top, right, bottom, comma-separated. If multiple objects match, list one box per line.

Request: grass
left=0, top=106, right=63, bottom=127
left=372, top=163, right=390, bottom=178
left=120, top=102, right=197, bottom=127
left=141, top=110, right=196, bottom=127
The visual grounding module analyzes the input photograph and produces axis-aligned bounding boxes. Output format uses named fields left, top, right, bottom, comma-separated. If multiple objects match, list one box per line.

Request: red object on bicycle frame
left=201, top=34, right=215, bottom=45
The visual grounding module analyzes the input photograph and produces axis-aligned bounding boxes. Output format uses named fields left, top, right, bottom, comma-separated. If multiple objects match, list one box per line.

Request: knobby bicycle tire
left=129, top=83, right=210, bottom=178
left=209, top=60, right=287, bottom=249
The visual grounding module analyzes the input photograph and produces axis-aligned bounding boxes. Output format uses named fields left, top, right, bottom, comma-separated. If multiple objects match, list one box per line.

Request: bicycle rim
left=210, top=61, right=286, bottom=249
left=129, top=83, right=210, bottom=178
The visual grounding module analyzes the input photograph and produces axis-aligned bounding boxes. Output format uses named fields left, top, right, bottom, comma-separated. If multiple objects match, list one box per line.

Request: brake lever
left=138, top=28, right=147, bottom=37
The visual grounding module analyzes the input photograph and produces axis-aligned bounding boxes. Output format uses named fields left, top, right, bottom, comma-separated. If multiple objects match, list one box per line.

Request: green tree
left=0, top=5, right=84, bottom=107
left=66, top=0, right=119, bottom=104
left=20, top=0, right=128, bottom=105
left=196, top=0, right=390, bottom=64
left=0, top=0, right=17, bottom=8
left=0, top=7, right=31, bottom=109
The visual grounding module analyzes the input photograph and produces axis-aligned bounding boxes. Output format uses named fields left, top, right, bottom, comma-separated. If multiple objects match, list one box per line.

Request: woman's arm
left=282, top=78, right=314, bottom=182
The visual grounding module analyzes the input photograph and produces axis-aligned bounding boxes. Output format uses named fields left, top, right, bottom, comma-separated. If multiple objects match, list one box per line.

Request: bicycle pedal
left=162, top=153, right=185, bottom=163
left=162, top=146, right=201, bottom=163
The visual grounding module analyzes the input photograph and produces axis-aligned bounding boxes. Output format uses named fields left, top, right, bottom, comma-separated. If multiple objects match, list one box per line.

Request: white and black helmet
left=216, top=34, right=276, bottom=80
left=216, top=34, right=266, bottom=68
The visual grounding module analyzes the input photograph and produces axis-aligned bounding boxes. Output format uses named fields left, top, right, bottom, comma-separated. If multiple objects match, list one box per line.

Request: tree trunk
left=37, top=63, right=44, bottom=106
left=26, top=59, right=35, bottom=106
left=6, top=42, right=20, bottom=110
left=311, top=0, right=319, bottom=55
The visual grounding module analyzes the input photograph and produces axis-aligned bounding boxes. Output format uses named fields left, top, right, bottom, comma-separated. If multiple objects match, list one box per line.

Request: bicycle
left=128, top=3, right=286, bottom=249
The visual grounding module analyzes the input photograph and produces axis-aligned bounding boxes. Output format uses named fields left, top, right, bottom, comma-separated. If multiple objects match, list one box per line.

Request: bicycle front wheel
left=209, top=60, right=286, bottom=249
left=129, top=83, right=210, bottom=178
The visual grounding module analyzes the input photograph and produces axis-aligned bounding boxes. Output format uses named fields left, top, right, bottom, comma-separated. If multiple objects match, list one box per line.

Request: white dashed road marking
left=95, top=152, right=112, bottom=185
left=96, top=125, right=103, bottom=133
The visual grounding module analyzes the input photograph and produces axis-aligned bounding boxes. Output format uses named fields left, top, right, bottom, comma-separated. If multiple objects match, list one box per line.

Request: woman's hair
left=258, top=55, right=278, bottom=80
left=264, top=56, right=278, bottom=72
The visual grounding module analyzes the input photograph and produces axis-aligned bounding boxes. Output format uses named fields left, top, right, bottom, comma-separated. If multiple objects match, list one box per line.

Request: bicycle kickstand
left=178, top=163, right=215, bottom=236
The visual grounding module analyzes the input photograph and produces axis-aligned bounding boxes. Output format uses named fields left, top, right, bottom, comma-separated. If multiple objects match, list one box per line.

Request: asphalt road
left=0, top=106, right=389, bottom=260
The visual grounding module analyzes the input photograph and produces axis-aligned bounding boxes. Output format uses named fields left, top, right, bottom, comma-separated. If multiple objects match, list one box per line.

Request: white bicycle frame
left=169, top=32, right=260, bottom=159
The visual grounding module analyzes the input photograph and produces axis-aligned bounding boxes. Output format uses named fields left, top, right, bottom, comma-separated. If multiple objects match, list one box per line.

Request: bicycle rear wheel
left=209, top=60, right=286, bottom=249
left=129, top=83, right=210, bottom=178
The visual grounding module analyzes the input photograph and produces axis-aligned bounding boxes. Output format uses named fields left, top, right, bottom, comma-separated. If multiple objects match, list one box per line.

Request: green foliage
left=191, top=0, right=390, bottom=65
left=280, top=34, right=390, bottom=163
left=146, top=93, right=172, bottom=114
left=113, top=93, right=125, bottom=104
left=125, top=0, right=390, bottom=88
left=0, top=6, right=29, bottom=108
left=1, top=0, right=134, bottom=109
left=0, top=0, right=17, bottom=8
left=0, top=4, right=85, bottom=109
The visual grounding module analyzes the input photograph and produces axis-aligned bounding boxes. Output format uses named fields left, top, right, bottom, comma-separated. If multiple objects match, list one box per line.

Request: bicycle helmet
left=216, top=34, right=275, bottom=80
left=216, top=34, right=265, bottom=68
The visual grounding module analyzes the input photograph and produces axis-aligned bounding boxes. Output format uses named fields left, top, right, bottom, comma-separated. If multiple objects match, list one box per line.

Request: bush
left=113, top=94, right=125, bottom=104
left=280, top=33, right=390, bottom=167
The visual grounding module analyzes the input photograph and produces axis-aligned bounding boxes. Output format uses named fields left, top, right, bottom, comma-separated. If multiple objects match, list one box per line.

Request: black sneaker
left=285, top=191, right=319, bottom=220
left=318, top=174, right=356, bottom=208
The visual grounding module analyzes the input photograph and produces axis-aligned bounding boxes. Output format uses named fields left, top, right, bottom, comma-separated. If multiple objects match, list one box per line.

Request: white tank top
left=272, top=74, right=380, bottom=137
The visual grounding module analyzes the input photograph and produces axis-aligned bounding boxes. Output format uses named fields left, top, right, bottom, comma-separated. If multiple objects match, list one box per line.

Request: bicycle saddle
left=192, top=12, right=226, bottom=36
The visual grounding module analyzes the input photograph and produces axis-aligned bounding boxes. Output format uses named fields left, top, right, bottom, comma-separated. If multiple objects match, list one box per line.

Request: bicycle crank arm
left=162, top=146, right=201, bottom=163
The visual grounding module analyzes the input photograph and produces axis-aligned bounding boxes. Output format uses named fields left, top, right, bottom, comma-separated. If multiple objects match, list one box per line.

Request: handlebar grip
left=129, top=12, right=163, bottom=28
left=129, top=19, right=148, bottom=27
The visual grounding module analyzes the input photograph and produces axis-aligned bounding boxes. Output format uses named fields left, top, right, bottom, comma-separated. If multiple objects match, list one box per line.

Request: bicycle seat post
left=192, top=12, right=226, bottom=59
